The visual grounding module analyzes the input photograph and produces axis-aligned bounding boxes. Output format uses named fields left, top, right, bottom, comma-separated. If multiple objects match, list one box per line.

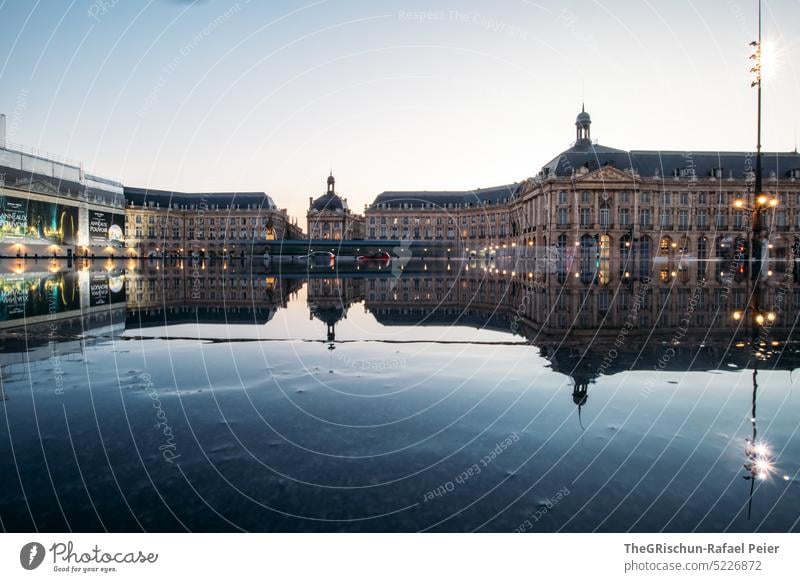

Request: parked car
left=356, top=251, right=391, bottom=267
left=299, top=250, right=335, bottom=267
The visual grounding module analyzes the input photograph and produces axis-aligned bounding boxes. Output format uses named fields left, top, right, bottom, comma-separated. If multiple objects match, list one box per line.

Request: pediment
left=575, top=165, right=639, bottom=183
left=13, top=178, right=62, bottom=196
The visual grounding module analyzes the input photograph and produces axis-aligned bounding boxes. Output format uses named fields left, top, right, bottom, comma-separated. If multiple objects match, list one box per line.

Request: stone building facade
left=364, top=108, right=800, bottom=286
left=510, top=109, right=800, bottom=287
left=307, top=173, right=365, bottom=240
left=124, top=187, right=302, bottom=258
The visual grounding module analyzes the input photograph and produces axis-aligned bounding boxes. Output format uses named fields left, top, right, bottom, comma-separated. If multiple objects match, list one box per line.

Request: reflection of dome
left=310, top=304, right=346, bottom=326
left=310, top=301, right=347, bottom=345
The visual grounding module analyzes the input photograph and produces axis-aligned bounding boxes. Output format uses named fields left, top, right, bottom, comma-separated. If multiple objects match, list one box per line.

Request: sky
left=0, top=0, right=798, bottom=222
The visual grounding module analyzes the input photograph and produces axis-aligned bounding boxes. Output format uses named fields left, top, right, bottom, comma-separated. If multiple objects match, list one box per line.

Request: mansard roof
left=371, top=183, right=521, bottom=209
left=543, top=143, right=800, bottom=180
left=124, top=187, right=277, bottom=210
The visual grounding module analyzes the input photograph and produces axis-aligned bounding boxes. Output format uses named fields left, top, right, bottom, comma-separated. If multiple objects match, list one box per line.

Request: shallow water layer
left=1, top=260, right=798, bottom=532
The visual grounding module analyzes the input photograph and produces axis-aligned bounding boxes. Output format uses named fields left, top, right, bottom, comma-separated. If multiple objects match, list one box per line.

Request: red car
left=356, top=251, right=391, bottom=266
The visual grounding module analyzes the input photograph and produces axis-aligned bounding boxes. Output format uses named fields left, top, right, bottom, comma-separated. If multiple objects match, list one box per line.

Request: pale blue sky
left=0, top=0, right=798, bottom=220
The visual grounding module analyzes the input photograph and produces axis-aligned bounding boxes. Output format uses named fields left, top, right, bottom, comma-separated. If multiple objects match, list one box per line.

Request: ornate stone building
left=364, top=108, right=800, bottom=286
left=307, top=173, right=364, bottom=240
left=365, top=184, right=517, bottom=249
left=511, top=108, right=800, bottom=287
left=124, top=188, right=302, bottom=258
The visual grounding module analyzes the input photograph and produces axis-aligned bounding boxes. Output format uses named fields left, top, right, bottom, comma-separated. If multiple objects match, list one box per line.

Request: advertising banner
left=88, top=210, right=125, bottom=244
left=0, top=194, right=79, bottom=245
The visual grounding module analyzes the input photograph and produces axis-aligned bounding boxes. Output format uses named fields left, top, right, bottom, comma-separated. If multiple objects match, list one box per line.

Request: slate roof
left=124, top=187, right=277, bottom=210
left=309, top=191, right=348, bottom=212
left=542, top=143, right=800, bottom=180
left=370, top=183, right=521, bottom=209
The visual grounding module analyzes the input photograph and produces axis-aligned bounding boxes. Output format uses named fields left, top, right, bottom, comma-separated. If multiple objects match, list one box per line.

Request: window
left=580, top=208, right=591, bottom=226
left=661, top=192, right=671, bottom=205
left=641, top=192, right=651, bottom=204
left=660, top=210, right=671, bottom=227
left=639, top=237, right=651, bottom=278
left=599, top=207, right=610, bottom=227
left=558, top=191, right=568, bottom=204
left=639, top=208, right=652, bottom=227
left=581, top=191, right=590, bottom=203
left=697, top=210, right=708, bottom=228
left=557, top=208, right=568, bottom=226
left=697, top=237, right=708, bottom=278
left=619, top=208, right=630, bottom=226
left=679, top=210, right=689, bottom=228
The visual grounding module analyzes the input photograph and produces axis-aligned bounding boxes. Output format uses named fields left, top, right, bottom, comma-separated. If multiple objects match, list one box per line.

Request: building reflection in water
left=3, top=254, right=798, bottom=382
left=1, top=253, right=798, bottom=529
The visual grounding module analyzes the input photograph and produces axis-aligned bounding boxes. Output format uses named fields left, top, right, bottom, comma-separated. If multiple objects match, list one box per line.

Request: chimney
left=0, top=114, right=6, bottom=149
left=309, top=196, right=313, bottom=207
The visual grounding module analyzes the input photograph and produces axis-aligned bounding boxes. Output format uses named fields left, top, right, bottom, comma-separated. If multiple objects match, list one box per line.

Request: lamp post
left=732, top=0, right=779, bottom=344
left=749, top=0, right=764, bottom=282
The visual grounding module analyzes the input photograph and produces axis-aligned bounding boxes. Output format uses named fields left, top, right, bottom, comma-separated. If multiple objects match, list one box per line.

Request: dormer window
left=711, top=168, right=724, bottom=178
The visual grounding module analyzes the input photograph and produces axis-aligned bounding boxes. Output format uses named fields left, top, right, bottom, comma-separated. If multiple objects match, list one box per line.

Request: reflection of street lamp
left=744, top=365, right=775, bottom=519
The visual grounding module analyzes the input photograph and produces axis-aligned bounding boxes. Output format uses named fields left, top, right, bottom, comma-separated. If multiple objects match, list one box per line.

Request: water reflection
left=0, top=256, right=798, bottom=532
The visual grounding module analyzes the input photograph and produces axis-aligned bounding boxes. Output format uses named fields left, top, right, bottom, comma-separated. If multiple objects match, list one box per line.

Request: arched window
left=638, top=236, right=651, bottom=279
left=580, top=234, right=596, bottom=284
left=599, top=234, right=611, bottom=285
left=557, top=234, right=567, bottom=283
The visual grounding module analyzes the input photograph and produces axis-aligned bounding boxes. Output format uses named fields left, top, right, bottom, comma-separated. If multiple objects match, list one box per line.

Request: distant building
left=124, top=187, right=301, bottom=258
left=365, top=184, right=518, bottom=248
left=307, top=173, right=364, bottom=240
